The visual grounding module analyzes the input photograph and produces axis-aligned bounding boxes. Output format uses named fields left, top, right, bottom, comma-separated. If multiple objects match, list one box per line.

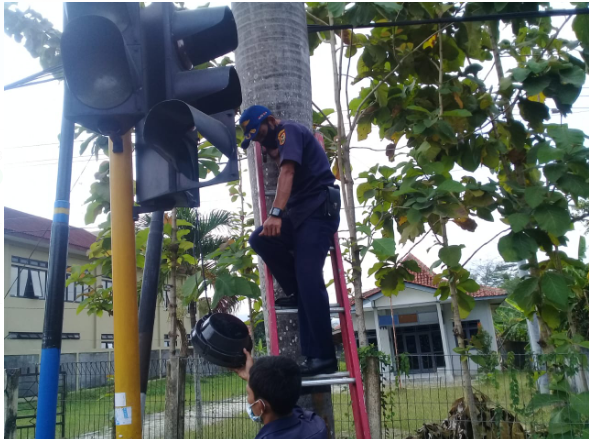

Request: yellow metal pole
left=109, top=131, right=142, bottom=438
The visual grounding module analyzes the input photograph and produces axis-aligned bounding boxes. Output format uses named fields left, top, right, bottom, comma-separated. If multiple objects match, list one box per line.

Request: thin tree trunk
left=327, top=12, right=378, bottom=438
left=234, top=3, right=335, bottom=436
left=442, top=224, right=480, bottom=439
left=193, top=302, right=203, bottom=435
left=169, top=208, right=178, bottom=356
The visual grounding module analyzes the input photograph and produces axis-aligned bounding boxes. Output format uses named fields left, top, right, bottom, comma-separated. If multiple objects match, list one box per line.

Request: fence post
left=365, top=357, right=382, bottom=439
left=165, top=357, right=186, bottom=439
left=4, top=369, right=20, bottom=439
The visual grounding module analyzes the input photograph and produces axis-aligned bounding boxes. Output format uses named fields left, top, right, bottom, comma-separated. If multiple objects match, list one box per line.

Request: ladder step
left=275, top=304, right=344, bottom=314
left=304, top=371, right=350, bottom=380
left=302, top=377, right=355, bottom=387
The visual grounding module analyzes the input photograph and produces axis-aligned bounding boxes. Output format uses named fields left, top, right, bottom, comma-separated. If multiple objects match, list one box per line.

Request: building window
left=101, top=334, right=114, bottom=349
left=7, top=332, right=79, bottom=340
left=9, top=258, right=48, bottom=299
left=65, top=273, right=88, bottom=303
left=102, top=278, right=113, bottom=289
left=461, top=320, right=480, bottom=342
left=162, top=285, right=173, bottom=310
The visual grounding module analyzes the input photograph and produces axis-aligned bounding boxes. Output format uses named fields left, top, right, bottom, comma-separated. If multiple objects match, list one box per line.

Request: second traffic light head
left=137, top=100, right=239, bottom=212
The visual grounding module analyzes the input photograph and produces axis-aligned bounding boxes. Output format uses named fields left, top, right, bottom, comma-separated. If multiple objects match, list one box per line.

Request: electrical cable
left=307, top=7, right=589, bottom=33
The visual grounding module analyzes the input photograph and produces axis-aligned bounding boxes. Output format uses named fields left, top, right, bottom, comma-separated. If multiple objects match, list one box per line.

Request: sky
left=2, top=2, right=588, bottom=320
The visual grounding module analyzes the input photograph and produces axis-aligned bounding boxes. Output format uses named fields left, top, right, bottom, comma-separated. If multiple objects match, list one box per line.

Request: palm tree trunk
left=233, top=2, right=335, bottom=435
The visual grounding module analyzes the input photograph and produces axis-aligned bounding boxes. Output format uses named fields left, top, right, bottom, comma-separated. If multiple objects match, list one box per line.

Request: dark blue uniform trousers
left=249, top=209, right=339, bottom=359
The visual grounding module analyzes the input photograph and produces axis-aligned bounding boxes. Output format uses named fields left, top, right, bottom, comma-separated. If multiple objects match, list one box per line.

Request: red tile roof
left=4, top=207, right=97, bottom=252
left=360, top=254, right=505, bottom=300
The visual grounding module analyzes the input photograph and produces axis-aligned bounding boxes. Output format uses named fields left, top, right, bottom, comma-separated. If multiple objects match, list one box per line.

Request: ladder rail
left=330, top=234, right=371, bottom=439
left=254, top=141, right=280, bottom=355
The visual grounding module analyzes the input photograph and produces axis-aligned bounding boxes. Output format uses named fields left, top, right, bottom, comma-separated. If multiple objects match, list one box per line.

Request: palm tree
left=233, top=2, right=335, bottom=426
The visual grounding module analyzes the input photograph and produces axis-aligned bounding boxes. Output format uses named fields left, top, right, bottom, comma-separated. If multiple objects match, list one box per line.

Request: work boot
left=274, top=295, right=298, bottom=309
left=299, top=357, right=338, bottom=376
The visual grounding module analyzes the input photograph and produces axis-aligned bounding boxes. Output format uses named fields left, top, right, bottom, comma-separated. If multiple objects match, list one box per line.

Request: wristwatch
left=269, top=207, right=283, bottom=218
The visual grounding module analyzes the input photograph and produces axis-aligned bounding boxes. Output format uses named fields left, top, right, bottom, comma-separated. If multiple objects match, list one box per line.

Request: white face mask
left=247, top=399, right=265, bottom=423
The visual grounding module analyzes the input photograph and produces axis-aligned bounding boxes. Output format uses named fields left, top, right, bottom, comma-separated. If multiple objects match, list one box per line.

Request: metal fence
left=6, top=353, right=589, bottom=439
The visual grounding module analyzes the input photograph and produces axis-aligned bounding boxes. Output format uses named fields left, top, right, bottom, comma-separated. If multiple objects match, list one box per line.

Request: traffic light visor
left=61, top=15, right=134, bottom=110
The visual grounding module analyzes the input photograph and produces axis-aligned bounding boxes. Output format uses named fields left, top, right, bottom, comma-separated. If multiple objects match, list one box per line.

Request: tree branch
left=312, top=101, right=338, bottom=132
left=463, top=228, right=510, bottom=267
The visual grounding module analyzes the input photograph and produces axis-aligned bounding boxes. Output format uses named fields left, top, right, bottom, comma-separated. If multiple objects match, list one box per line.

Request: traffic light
left=61, top=3, right=145, bottom=140
left=135, top=3, right=242, bottom=212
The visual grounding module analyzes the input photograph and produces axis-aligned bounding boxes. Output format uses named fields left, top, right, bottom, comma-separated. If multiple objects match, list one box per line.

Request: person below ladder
left=240, top=105, right=341, bottom=376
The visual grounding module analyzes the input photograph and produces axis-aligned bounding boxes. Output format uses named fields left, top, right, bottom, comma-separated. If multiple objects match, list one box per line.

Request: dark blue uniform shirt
left=276, top=121, right=336, bottom=228
left=254, top=407, right=328, bottom=439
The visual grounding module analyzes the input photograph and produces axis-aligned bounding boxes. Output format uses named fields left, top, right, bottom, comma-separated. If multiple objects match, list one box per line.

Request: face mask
left=261, top=123, right=279, bottom=150
left=247, top=399, right=264, bottom=423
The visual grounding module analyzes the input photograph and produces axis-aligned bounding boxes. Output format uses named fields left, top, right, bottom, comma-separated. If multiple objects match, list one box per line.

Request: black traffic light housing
left=61, top=3, right=145, bottom=139
left=135, top=3, right=242, bottom=212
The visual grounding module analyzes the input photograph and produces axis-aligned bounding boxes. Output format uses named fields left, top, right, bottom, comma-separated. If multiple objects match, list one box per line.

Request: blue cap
left=239, top=105, right=272, bottom=149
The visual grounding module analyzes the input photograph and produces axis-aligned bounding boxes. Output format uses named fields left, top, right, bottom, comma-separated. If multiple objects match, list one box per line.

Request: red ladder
left=252, top=134, right=371, bottom=439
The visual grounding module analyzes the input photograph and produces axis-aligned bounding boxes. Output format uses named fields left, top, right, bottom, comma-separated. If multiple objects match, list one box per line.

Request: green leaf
left=526, top=393, right=566, bottom=412
left=537, top=142, right=565, bottom=163
left=540, top=272, right=571, bottom=311
left=327, top=2, right=346, bottom=17
left=442, top=109, right=472, bottom=117
left=371, top=238, right=397, bottom=258
left=507, top=213, right=530, bottom=233
left=375, top=2, right=403, bottom=14
left=379, top=269, right=404, bottom=297
left=510, top=277, right=540, bottom=314
left=357, top=182, right=375, bottom=203
left=438, top=245, right=462, bottom=268
left=212, top=272, right=234, bottom=308
left=357, top=119, right=372, bottom=141
left=573, top=14, right=589, bottom=47
left=559, top=66, right=586, bottom=88
left=556, top=174, right=589, bottom=198
left=534, top=204, right=570, bottom=237
left=176, top=219, right=193, bottom=227
left=181, top=275, right=199, bottom=298
left=456, top=290, right=475, bottom=319
left=498, top=232, right=538, bottom=262
left=579, top=236, right=587, bottom=261
left=407, top=208, right=421, bottom=225
left=543, top=164, right=567, bottom=183
left=458, top=279, right=480, bottom=293
left=524, top=186, right=546, bottom=208
left=233, top=277, right=261, bottom=299
left=522, top=75, right=551, bottom=95
left=546, top=124, right=585, bottom=149
left=511, top=67, right=531, bottom=82
left=437, top=179, right=466, bottom=193
left=570, top=392, right=589, bottom=417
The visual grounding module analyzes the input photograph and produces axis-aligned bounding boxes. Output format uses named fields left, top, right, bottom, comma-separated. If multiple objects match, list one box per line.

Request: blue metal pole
left=35, top=87, right=75, bottom=439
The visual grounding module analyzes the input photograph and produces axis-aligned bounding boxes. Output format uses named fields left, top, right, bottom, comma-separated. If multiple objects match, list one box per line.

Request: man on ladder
left=240, top=105, right=341, bottom=376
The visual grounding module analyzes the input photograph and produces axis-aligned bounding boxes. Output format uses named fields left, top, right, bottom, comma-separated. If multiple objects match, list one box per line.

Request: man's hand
left=232, top=348, right=254, bottom=381
left=260, top=216, right=282, bottom=237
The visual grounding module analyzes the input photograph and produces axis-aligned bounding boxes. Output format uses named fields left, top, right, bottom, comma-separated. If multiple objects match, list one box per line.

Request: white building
left=350, top=255, right=506, bottom=378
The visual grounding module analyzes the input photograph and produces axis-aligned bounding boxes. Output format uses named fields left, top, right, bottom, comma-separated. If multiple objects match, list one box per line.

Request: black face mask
left=261, top=123, right=280, bottom=150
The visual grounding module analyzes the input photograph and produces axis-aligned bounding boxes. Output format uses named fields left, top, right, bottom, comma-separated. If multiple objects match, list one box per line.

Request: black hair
left=248, top=356, right=301, bottom=416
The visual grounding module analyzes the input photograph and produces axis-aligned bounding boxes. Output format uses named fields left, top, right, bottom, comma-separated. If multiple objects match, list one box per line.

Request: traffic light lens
left=62, top=16, right=134, bottom=110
